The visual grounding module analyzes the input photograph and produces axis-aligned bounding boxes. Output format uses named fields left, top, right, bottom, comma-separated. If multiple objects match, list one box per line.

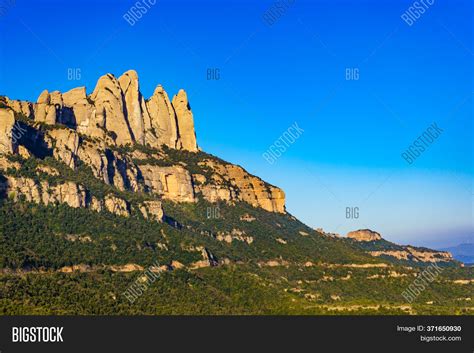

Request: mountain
left=0, top=70, right=284, bottom=217
left=440, top=243, right=474, bottom=265
left=346, top=229, right=455, bottom=265
left=0, top=71, right=472, bottom=315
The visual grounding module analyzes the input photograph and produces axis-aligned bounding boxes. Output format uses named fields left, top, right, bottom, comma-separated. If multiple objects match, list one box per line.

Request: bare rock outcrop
left=196, top=160, right=285, bottom=213
left=118, top=70, right=151, bottom=145
left=42, top=181, right=87, bottom=208
left=77, top=142, right=142, bottom=193
left=77, top=142, right=110, bottom=182
left=172, top=89, right=197, bottom=151
left=90, top=73, right=134, bottom=145
left=45, top=128, right=80, bottom=169
left=1, top=70, right=199, bottom=151
left=347, top=229, right=382, bottom=242
left=3, top=176, right=86, bottom=208
left=0, top=108, right=16, bottom=154
left=2, top=97, right=33, bottom=118
left=369, top=248, right=453, bottom=263
left=140, top=164, right=195, bottom=202
left=146, top=85, right=180, bottom=149
left=189, top=248, right=218, bottom=269
left=139, top=200, right=164, bottom=222
left=34, top=90, right=57, bottom=124
left=0, top=70, right=287, bottom=214
left=3, top=176, right=42, bottom=203
left=62, top=87, right=98, bottom=135
left=0, top=155, right=19, bottom=170
left=199, top=184, right=234, bottom=203
left=104, top=194, right=130, bottom=217
left=240, top=214, right=256, bottom=222
left=216, top=229, right=254, bottom=244
left=0, top=173, right=136, bottom=218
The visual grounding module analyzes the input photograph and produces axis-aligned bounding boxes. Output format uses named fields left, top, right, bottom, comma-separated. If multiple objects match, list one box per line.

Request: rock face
left=347, top=229, right=382, bottom=242
left=0, top=173, right=147, bottom=219
left=0, top=108, right=16, bottom=154
left=369, top=248, right=454, bottom=264
left=172, top=90, right=197, bottom=151
left=139, top=200, right=164, bottom=221
left=46, top=129, right=80, bottom=169
left=2, top=97, right=33, bottom=118
left=146, top=85, right=180, bottom=149
left=195, top=160, right=285, bottom=213
left=3, top=176, right=87, bottom=209
left=0, top=70, right=287, bottom=215
left=34, top=90, right=57, bottom=124
left=3, top=70, right=199, bottom=150
left=62, top=87, right=97, bottom=135
left=216, top=229, right=254, bottom=244
left=140, top=165, right=195, bottom=202
left=104, top=195, right=130, bottom=217
left=91, top=73, right=134, bottom=145
left=43, top=181, right=88, bottom=208
left=345, top=228, right=455, bottom=264
left=118, top=70, right=149, bottom=145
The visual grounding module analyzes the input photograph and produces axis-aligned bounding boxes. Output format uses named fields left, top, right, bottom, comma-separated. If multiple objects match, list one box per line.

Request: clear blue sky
left=0, top=0, right=472, bottom=247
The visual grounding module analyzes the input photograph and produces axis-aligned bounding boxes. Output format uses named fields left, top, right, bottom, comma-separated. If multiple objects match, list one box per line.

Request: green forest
left=0, top=198, right=472, bottom=315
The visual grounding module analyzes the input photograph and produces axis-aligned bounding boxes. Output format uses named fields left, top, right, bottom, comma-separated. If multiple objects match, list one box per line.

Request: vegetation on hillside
left=0, top=198, right=472, bottom=315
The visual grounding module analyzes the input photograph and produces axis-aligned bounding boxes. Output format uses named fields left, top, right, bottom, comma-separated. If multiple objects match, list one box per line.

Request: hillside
left=347, top=229, right=457, bottom=266
left=0, top=71, right=472, bottom=315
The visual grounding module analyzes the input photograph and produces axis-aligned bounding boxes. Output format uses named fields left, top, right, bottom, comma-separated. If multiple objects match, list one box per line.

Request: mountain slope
left=0, top=71, right=472, bottom=315
left=346, top=229, right=457, bottom=266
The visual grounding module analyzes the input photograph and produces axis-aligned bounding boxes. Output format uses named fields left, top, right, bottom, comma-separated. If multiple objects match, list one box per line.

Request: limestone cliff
left=172, top=89, right=197, bottom=152
left=2, top=70, right=198, bottom=150
left=347, top=229, right=382, bottom=242
left=0, top=108, right=16, bottom=154
left=0, top=160, right=163, bottom=221
left=369, top=248, right=454, bottom=264
left=346, top=228, right=454, bottom=264
left=194, top=159, right=285, bottom=213
left=0, top=70, right=286, bottom=217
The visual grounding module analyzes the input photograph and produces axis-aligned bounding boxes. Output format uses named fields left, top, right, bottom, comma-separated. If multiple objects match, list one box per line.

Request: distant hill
left=440, top=243, right=474, bottom=265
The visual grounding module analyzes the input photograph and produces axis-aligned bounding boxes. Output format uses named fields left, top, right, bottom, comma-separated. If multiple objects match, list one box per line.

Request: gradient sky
left=0, top=0, right=472, bottom=247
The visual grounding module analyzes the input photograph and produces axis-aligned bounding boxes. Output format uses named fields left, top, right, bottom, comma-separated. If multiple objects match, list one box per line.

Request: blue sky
left=0, top=0, right=472, bottom=247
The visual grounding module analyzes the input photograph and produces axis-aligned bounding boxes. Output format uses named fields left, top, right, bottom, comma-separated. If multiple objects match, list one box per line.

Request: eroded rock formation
left=195, top=159, right=285, bottom=213
left=0, top=70, right=286, bottom=215
left=0, top=108, right=16, bottom=154
left=369, top=248, right=453, bottom=263
left=347, top=229, right=382, bottom=242
left=345, top=228, right=454, bottom=264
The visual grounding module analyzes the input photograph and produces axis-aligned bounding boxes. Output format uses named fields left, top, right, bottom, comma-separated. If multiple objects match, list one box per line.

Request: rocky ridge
left=346, top=228, right=454, bottom=264
left=0, top=70, right=285, bottom=218
left=347, top=229, right=382, bottom=242
left=369, top=248, right=453, bottom=264
left=4, top=70, right=196, bottom=151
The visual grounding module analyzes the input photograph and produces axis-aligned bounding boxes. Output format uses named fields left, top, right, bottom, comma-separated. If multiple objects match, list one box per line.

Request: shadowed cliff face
left=0, top=70, right=286, bottom=216
left=0, top=174, right=6, bottom=199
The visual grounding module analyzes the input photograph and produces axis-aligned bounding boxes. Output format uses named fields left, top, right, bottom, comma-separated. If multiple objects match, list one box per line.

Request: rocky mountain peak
left=172, top=88, right=197, bottom=152
left=37, top=89, right=50, bottom=104
left=347, top=229, right=382, bottom=242
left=0, top=70, right=286, bottom=218
left=5, top=70, right=198, bottom=151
